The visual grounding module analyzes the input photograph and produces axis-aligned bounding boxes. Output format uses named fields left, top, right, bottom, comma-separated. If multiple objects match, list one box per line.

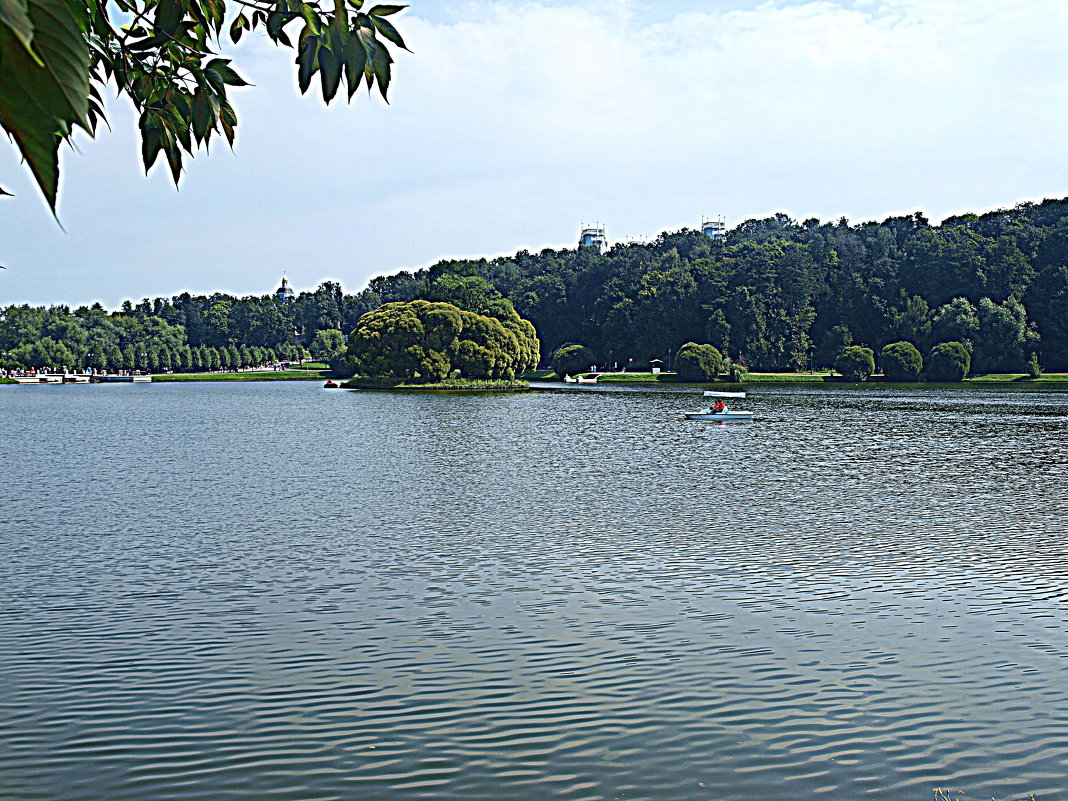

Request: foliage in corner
left=0, top=0, right=408, bottom=210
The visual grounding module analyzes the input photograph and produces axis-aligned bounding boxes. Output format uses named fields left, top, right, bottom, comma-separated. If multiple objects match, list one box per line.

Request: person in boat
left=712, top=400, right=726, bottom=414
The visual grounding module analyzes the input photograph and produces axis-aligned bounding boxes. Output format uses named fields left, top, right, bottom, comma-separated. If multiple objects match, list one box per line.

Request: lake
left=2, top=380, right=1067, bottom=801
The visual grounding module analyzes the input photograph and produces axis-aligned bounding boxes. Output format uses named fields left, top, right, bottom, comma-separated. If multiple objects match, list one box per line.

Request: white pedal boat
left=683, top=390, right=753, bottom=421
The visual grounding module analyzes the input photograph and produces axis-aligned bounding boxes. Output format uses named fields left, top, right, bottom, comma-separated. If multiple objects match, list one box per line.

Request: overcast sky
left=2, top=0, right=1067, bottom=308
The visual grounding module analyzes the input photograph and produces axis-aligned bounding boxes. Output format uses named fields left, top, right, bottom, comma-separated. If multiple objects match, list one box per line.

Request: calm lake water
left=2, top=380, right=1068, bottom=801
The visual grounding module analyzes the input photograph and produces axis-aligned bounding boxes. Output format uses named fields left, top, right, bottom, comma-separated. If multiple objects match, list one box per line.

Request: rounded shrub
left=881, top=341, right=923, bottom=381
left=674, top=342, right=724, bottom=381
left=925, top=341, right=971, bottom=382
left=834, top=345, right=876, bottom=381
left=552, top=343, right=597, bottom=378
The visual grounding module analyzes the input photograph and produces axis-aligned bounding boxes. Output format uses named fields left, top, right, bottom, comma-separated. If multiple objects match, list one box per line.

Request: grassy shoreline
left=528, top=370, right=1068, bottom=385
left=341, top=377, right=530, bottom=391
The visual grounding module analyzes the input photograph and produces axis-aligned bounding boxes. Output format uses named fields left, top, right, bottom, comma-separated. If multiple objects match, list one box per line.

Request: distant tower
left=578, top=224, right=607, bottom=254
left=276, top=274, right=295, bottom=301
left=701, top=216, right=726, bottom=240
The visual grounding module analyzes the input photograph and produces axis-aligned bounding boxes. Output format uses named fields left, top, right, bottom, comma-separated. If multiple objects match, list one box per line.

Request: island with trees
left=342, top=299, right=539, bottom=389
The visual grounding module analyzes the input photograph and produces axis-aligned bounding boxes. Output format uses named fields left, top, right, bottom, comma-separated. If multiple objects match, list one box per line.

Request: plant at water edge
left=834, top=345, right=876, bottom=381
left=881, top=341, right=923, bottom=381
left=1025, top=352, right=1043, bottom=379
left=926, top=340, right=971, bottom=382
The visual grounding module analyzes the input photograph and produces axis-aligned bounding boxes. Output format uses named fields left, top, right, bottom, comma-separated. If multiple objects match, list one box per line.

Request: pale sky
left=2, top=0, right=1067, bottom=308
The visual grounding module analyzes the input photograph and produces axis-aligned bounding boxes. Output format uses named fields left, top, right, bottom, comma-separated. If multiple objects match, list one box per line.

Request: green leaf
left=355, top=20, right=375, bottom=62
left=218, top=98, right=236, bottom=147
left=296, top=33, right=318, bottom=93
left=318, top=38, right=341, bottom=101
left=163, top=134, right=182, bottom=184
left=191, top=88, right=214, bottom=142
left=0, top=0, right=36, bottom=56
left=205, top=0, right=224, bottom=34
left=204, top=57, right=248, bottom=86
left=140, top=116, right=163, bottom=172
left=228, top=10, right=248, bottom=42
left=152, top=0, right=183, bottom=38
left=265, top=9, right=288, bottom=38
left=187, top=0, right=210, bottom=34
left=332, top=0, right=347, bottom=39
left=297, top=1, right=319, bottom=33
left=342, top=33, right=365, bottom=99
left=367, top=4, right=404, bottom=16
left=370, top=13, right=405, bottom=50
left=0, top=185, right=13, bottom=196
left=370, top=34, right=391, bottom=99
left=0, top=0, right=90, bottom=210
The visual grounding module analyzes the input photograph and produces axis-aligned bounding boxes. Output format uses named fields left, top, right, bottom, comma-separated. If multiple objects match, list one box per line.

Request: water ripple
left=2, top=381, right=1067, bottom=800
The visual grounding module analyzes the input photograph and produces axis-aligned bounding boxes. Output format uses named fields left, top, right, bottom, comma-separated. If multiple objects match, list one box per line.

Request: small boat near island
left=684, top=390, right=753, bottom=422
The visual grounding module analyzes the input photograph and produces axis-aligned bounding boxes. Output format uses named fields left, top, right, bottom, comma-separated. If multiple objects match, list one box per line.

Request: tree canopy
left=0, top=0, right=408, bottom=209
left=6, top=197, right=1068, bottom=379
left=674, top=342, right=723, bottom=381
left=345, top=299, right=539, bottom=382
left=343, top=198, right=1068, bottom=374
left=0, top=281, right=354, bottom=371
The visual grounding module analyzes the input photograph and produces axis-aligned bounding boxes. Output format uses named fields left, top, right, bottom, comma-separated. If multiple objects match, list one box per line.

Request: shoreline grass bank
left=341, top=377, right=530, bottom=391
left=152, top=368, right=330, bottom=382
left=527, top=370, right=1068, bottom=385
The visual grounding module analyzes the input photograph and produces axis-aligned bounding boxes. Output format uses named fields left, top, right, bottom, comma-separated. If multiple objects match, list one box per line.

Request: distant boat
left=563, top=374, right=579, bottom=383
left=575, top=374, right=599, bottom=384
left=91, top=374, right=152, bottom=383
left=684, top=390, right=753, bottom=421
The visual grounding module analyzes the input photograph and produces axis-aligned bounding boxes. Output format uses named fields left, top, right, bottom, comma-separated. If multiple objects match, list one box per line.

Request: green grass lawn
left=582, top=371, right=832, bottom=384
left=963, top=372, right=1068, bottom=382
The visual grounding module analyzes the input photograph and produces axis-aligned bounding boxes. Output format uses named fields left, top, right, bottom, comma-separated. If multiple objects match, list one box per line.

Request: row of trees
left=6, top=198, right=1068, bottom=376
left=0, top=283, right=354, bottom=371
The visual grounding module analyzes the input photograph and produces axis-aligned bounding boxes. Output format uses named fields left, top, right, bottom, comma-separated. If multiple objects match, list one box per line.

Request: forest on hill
left=3, top=198, right=1068, bottom=374
left=355, top=197, right=1068, bottom=373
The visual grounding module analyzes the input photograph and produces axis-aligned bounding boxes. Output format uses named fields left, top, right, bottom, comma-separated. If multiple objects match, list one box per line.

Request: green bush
left=926, top=341, right=971, bottom=381
left=881, top=341, right=923, bottom=381
left=552, top=343, right=597, bottom=378
left=674, top=342, right=724, bottom=381
left=346, top=300, right=539, bottom=383
left=1026, top=352, right=1043, bottom=378
left=725, top=360, right=749, bottom=382
left=834, top=345, right=875, bottom=381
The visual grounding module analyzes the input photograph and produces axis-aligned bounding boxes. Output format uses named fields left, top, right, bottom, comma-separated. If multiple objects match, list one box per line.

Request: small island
left=340, top=299, right=539, bottom=391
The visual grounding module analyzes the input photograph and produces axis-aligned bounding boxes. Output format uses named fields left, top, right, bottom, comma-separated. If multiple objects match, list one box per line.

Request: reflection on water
left=2, top=380, right=1067, bottom=800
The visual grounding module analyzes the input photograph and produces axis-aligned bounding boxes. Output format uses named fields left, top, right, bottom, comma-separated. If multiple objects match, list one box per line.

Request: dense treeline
left=353, top=198, right=1068, bottom=373
left=4, top=198, right=1068, bottom=375
left=0, top=282, right=373, bottom=372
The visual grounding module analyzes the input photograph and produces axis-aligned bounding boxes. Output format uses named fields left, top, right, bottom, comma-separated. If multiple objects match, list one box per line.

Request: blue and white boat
left=684, top=390, right=753, bottom=421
